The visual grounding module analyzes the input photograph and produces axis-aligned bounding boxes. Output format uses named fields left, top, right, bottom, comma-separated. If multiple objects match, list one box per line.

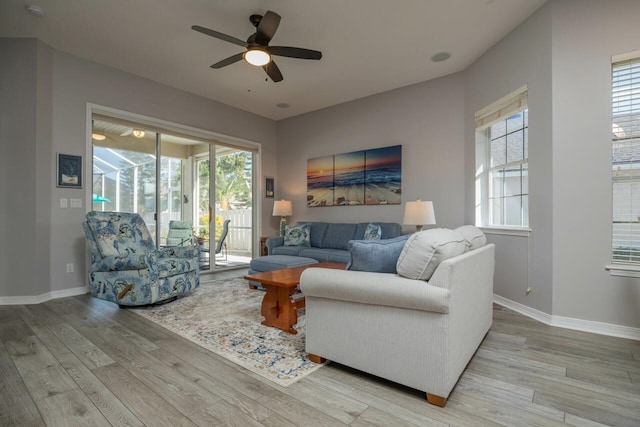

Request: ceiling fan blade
left=211, top=53, right=244, bottom=69
left=263, top=60, right=283, bottom=82
left=120, top=129, right=132, bottom=136
left=191, top=25, right=248, bottom=48
left=255, top=11, right=281, bottom=45
left=269, top=46, right=322, bottom=60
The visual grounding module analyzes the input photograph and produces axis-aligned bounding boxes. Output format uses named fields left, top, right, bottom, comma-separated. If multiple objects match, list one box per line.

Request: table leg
left=261, top=285, right=298, bottom=334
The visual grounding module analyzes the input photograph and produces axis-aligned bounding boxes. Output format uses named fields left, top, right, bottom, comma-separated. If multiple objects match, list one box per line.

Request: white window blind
left=612, top=56, right=640, bottom=264
left=475, top=85, right=528, bottom=130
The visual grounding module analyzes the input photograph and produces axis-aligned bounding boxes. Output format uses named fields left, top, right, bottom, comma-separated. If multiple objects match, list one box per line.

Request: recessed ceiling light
left=25, top=5, right=45, bottom=17
left=431, top=52, right=451, bottom=62
left=276, top=103, right=290, bottom=109
left=92, top=133, right=106, bottom=141
left=132, top=129, right=146, bottom=138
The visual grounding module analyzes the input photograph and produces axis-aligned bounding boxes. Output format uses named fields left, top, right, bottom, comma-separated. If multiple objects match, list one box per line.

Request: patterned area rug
left=130, top=276, right=325, bottom=387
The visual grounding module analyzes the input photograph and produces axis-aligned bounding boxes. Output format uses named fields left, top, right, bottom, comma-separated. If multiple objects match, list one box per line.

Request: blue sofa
left=266, top=222, right=403, bottom=264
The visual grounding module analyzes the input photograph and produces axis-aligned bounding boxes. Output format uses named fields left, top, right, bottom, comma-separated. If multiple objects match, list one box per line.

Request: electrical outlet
left=66, top=263, right=74, bottom=273
left=526, top=286, right=532, bottom=295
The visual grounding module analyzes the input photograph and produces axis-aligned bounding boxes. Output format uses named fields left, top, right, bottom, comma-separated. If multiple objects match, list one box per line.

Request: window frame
left=610, top=53, right=640, bottom=269
left=475, top=86, right=529, bottom=230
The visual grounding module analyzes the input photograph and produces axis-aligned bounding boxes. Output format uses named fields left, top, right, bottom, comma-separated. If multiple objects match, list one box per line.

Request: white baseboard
left=0, top=286, right=88, bottom=305
left=493, top=294, right=640, bottom=341
left=493, top=294, right=553, bottom=325
left=551, top=315, right=640, bottom=341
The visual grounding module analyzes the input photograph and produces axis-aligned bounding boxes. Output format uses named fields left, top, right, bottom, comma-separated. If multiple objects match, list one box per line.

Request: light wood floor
left=1, top=272, right=639, bottom=426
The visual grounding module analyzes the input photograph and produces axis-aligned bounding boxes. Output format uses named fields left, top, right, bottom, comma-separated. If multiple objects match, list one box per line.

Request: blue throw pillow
left=284, top=224, right=311, bottom=247
left=363, top=223, right=382, bottom=240
left=347, top=234, right=411, bottom=273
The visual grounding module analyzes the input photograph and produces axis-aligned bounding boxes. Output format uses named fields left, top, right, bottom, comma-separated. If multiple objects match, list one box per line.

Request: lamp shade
left=403, top=199, right=436, bottom=230
left=273, top=200, right=293, bottom=217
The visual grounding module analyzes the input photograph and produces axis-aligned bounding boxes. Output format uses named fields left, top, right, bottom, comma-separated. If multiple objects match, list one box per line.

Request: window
left=612, top=55, right=640, bottom=264
left=475, top=86, right=529, bottom=228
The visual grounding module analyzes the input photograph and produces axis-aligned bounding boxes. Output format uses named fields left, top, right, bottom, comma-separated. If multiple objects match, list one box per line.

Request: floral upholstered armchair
left=82, top=211, right=200, bottom=306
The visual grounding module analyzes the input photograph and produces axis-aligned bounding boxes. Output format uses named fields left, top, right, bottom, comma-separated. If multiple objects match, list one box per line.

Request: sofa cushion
left=86, top=211, right=156, bottom=257
left=271, top=245, right=303, bottom=256
left=455, top=225, right=487, bottom=251
left=156, top=256, right=200, bottom=279
left=326, top=250, right=352, bottom=264
left=321, top=224, right=358, bottom=250
left=297, top=248, right=351, bottom=264
left=298, top=247, right=331, bottom=262
left=296, top=248, right=345, bottom=263
left=363, top=223, right=382, bottom=240
left=355, top=222, right=402, bottom=240
left=396, top=228, right=466, bottom=281
left=347, top=234, right=411, bottom=273
left=250, top=255, right=318, bottom=272
left=284, top=223, right=311, bottom=246
left=307, top=222, right=329, bottom=248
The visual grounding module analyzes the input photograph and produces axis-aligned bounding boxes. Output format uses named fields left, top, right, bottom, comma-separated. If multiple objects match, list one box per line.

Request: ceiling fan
left=192, top=10, right=322, bottom=83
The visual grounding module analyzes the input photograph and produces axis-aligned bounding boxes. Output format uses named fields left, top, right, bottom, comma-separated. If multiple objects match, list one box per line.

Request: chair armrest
left=89, top=253, right=156, bottom=272
left=157, top=245, right=199, bottom=259
left=300, top=268, right=450, bottom=314
left=266, top=236, right=284, bottom=254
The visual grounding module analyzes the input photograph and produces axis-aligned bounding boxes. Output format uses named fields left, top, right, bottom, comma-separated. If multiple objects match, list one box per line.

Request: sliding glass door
left=91, top=122, right=158, bottom=237
left=194, top=144, right=254, bottom=270
left=214, top=147, right=254, bottom=266
left=91, top=116, right=254, bottom=271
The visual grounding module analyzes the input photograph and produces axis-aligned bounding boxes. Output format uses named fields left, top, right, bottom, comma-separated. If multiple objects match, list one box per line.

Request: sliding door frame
left=86, top=104, right=262, bottom=258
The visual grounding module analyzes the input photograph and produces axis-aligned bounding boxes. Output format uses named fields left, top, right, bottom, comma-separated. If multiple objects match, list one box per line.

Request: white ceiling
left=0, top=0, right=547, bottom=120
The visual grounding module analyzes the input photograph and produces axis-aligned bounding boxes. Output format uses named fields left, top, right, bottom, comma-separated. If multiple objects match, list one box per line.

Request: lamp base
left=416, top=225, right=423, bottom=232
left=280, top=217, right=287, bottom=236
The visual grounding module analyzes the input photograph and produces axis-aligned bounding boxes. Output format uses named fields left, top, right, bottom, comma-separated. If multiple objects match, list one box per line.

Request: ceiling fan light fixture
left=244, top=49, right=271, bottom=66
left=132, top=129, right=145, bottom=138
left=92, top=133, right=106, bottom=141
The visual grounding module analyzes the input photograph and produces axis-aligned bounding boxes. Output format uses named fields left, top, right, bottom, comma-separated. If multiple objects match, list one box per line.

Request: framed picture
left=57, top=153, right=83, bottom=188
left=307, top=145, right=401, bottom=207
left=265, top=177, right=274, bottom=198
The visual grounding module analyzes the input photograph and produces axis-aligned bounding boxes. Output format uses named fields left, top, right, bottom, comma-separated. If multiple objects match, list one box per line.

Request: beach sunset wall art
left=307, top=145, right=401, bottom=207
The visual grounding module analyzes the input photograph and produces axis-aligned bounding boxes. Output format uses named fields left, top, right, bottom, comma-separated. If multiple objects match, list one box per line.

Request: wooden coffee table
left=244, top=262, right=346, bottom=334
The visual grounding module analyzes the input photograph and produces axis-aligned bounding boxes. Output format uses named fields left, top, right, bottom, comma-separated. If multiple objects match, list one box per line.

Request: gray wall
left=465, top=3, right=554, bottom=314
left=466, top=0, right=640, bottom=328
left=276, top=72, right=466, bottom=233
left=1, top=38, right=278, bottom=297
left=550, top=0, right=640, bottom=327
left=0, top=39, right=47, bottom=297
